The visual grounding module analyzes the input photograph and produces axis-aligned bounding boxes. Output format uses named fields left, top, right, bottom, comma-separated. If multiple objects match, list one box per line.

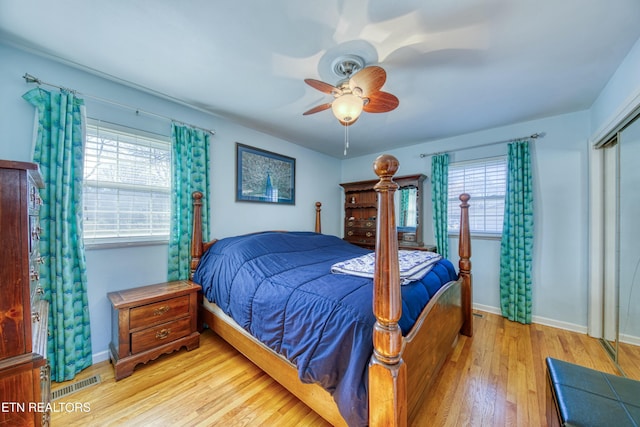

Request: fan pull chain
left=344, top=123, right=349, bottom=156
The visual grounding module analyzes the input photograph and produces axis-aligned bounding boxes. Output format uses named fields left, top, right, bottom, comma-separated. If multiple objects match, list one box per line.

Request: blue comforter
left=192, top=231, right=457, bottom=427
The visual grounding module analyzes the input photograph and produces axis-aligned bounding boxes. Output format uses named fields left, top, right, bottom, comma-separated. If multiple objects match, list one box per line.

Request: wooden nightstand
left=107, top=280, right=201, bottom=380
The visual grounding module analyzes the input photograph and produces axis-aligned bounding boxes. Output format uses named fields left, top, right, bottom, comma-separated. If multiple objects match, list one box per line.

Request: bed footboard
left=368, top=154, right=472, bottom=427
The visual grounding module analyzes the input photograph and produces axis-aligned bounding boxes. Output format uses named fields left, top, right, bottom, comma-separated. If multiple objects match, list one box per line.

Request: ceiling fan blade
left=364, top=91, right=399, bottom=113
left=304, top=78, right=339, bottom=95
left=303, top=103, right=332, bottom=115
left=349, top=66, right=386, bottom=97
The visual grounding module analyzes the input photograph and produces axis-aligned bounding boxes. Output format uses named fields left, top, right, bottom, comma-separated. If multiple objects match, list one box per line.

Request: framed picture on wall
left=236, top=143, right=296, bottom=205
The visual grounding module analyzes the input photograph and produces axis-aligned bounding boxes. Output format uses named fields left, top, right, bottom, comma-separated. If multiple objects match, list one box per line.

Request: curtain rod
left=22, top=73, right=216, bottom=135
left=419, top=132, right=544, bottom=158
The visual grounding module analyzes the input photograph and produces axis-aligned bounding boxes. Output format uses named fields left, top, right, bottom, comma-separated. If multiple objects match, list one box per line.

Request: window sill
left=84, top=239, right=169, bottom=250
left=448, top=233, right=502, bottom=241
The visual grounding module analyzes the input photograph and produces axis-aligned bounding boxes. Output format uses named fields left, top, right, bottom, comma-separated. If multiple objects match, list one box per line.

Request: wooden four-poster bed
left=188, top=154, right=472, bottom=427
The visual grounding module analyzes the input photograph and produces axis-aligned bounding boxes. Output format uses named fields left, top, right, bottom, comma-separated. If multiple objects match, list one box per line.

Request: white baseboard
left=532, top=315, right=588, bottom=335
left=620, top=333, right=640, bottom=346
left=473, top=303, right=588, bottom=334
left=473, top=303, right=501, bottom=316
left=92, top=350, right=110, bottom=365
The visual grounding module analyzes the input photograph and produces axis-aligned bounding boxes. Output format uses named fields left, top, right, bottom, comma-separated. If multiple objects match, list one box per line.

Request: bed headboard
left=189, top=192, right=322, bottom=278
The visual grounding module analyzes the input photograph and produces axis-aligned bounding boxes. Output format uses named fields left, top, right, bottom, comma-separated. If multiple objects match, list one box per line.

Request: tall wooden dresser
left=0, top=160, right=50, bottom=426
left=340, top=174, right=433, bottom=251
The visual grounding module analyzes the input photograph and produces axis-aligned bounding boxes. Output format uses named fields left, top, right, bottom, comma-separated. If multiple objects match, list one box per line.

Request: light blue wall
left=0, top=42, right=342, bottom=362
left=590, top=36, right=640, bottom=141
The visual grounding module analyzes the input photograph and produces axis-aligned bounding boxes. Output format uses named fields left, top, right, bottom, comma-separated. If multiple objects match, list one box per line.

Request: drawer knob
left=156, top=329, right=171, bottom=340
left=40, top=365, right=50, bottom=382
left=366, top=231, right=373, bottom=237
left=347, top=231, right=353, bottom=236
left=153, top=306, right=170, bottom=316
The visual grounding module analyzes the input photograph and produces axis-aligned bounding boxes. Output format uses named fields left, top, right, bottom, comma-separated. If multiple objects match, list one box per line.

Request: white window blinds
left=448, top=156, right=507, bottom=235
left=83, top=121, right=171, bottom=245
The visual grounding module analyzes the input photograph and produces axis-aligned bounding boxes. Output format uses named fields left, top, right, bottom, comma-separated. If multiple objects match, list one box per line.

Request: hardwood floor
left=51, top=311, right=635, bottom=426
left=619, top=341, right=640, bottom=379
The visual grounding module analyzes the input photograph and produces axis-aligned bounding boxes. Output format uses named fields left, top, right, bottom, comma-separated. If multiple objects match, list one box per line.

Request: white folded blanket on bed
left=330, top=250, right=442, bottom=285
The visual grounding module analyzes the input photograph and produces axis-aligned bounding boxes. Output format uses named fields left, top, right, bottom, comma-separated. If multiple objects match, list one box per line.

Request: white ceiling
left=2, top=0, right=640, bottom=158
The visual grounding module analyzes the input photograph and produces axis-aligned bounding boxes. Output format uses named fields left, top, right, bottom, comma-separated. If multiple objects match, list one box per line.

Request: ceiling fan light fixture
left=332, top=55, right=364, bottom=79
left=331, top=93, right=363, bottom=123
left=303, top=57, right=397, bottom=155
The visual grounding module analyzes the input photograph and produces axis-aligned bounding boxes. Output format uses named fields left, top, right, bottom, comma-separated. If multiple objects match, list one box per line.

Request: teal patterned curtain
left=23, top=88, right=92, bottom=382
left=431, top=153, right=449, bottom=258
left=499, top=140, right=534, bottom=324
left=168, top=123, right=211, bottom=280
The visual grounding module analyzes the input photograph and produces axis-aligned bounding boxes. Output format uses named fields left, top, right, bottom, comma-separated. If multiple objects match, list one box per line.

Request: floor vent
left=52, top=374, right=101, bottom=401
left=473, top=312, right=484, bottom=318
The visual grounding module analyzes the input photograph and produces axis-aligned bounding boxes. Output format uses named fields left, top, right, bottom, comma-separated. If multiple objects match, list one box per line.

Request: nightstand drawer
left=131, top=317, right=192, bottom=354
left=130, top=295, right=190, bottom=330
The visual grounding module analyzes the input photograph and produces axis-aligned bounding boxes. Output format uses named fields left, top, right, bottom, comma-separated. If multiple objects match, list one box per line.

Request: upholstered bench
left=546, top=357, right=640, bottom=426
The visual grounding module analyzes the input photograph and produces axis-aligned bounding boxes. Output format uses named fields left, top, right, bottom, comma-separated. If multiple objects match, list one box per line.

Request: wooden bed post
left=190, top=191, right=204, bottom=279
left=315, top=201, right=322, bottom=233
left=369, top=154, right=407, bottom=427
left=458, top=193, right=473, bottom=337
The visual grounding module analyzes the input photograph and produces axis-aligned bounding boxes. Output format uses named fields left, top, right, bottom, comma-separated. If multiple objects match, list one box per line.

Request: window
left=83, top=121, right=171, bottom=245
left=447, top=156, right=506, bottom=236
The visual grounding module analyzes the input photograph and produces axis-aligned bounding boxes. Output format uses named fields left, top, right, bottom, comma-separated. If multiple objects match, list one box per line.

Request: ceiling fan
left=303, top=55, right=399, bottom=127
